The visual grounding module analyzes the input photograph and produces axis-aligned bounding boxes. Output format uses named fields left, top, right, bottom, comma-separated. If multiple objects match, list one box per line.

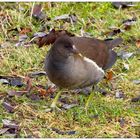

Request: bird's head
left=51, top=35, right=79, bottom=58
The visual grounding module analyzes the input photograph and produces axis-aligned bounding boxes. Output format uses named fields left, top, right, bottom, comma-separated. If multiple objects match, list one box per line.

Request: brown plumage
left=44, top=31, right=123, bottom=109
left=45, top=35, right=122, bottom=89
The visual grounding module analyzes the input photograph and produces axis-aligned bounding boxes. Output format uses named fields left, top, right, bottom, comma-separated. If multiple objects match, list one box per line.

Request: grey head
left=50, top=35, right=79, bottom=60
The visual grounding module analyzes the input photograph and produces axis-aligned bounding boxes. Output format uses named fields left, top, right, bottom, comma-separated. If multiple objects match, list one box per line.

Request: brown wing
left=71, top=37, right=109, bottom=69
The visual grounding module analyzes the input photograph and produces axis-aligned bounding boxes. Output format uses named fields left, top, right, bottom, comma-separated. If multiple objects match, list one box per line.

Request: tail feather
left=105, top=37, right=123, bottom=49
left=104, top=50, right=117, bottom=70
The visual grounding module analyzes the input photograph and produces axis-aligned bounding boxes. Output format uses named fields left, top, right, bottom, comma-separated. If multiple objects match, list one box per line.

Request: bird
left=44, top=34, right=123, bottom=111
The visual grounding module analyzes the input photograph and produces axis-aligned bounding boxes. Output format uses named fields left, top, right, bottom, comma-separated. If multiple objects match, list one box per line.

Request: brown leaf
left=2, top=119, right=19, bottom=137
left=2, top=119, right=19, bottom=129
left=112, top=2, right=135, bottom=9
left=122, top=17, right=137, bottom=31
left=37, top=29, right=75, bottom=47
left=0, top=128, right=9, bottom=135
left=0, top=93, right=6, bottom=100
left=32, top=4, right=47, bottom=20
left=35, top=85, right=55, bottom=96
left=115, top=91, right=124, bottom=99
left=105, top=70, right=113, bottom=81
left=7, top=90, right=27, bottom=97
left=32, top=4, right=42, bottom=18
left=28, top=93, right=40, bottom=101
left=28, top=71, right=47, bottom=78
left=36, top=87, right=47, bottom=96
left=108, top=28, right=123, bottom=36
left=54, top=13, right=77, bottom=23
left=24, top=76, right=32, bottom=92
left=136, top=40, right=140, bottom=48
left=19, top=28, right=32, bottom=35
left=2, top=102, right=15, bottom=113
left=7, top=76, right=32, bottom=97
left=131, top=96, right=140, bottom=102
left=118, top=118, right=125, bottom=127
left=0, top=76, right=24, bottom=87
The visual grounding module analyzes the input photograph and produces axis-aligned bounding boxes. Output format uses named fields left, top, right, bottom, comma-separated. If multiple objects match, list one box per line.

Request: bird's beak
left=72, top=45, right=83, bottom=57
left=72, top=45, right=79, bottom=54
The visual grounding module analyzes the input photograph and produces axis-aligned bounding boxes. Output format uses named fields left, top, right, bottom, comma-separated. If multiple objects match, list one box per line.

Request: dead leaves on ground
left=37, top=29, right=75, bottom=47
left=112, top=2, right=135, bottom=9
left=0, top=74, right=56, bottom=112
left=0, top=119, right=19, bottom=138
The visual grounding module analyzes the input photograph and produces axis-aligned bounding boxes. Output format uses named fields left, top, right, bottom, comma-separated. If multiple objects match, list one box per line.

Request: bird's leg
left=50, top=89, right=62, bottom=111
left=85, top=86, right=94, bottom=114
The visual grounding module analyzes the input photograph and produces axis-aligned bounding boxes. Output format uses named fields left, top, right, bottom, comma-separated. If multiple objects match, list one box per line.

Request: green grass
left=0, top=2, right=140, bottom=138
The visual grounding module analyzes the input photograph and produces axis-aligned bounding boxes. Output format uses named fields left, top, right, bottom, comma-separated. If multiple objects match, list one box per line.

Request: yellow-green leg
left=85, top=86, right=95, bottom=114
left=50, top=90, right=62, bottom=110
left=85, top=91, right=94, bottom=114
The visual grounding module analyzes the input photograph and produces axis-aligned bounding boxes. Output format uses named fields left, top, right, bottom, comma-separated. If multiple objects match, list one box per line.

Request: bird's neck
left=49, top=50, right=70, bottom=70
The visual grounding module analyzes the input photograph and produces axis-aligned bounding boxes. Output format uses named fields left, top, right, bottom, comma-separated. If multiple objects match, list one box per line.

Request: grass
left=0, top=2, right=140, bottom=138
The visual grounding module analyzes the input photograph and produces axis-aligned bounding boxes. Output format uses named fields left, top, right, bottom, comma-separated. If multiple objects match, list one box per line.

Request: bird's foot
left=84, top=106, right=89, bottom=116
left=50, top=102, right=62, bottom=112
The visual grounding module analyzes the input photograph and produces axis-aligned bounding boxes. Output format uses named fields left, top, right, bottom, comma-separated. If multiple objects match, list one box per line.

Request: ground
left=0, top=2, right=140, bottom=138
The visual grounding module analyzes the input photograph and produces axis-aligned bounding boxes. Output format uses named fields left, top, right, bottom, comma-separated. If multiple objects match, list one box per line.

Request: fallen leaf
left=7, top=90, right=27, bottom=97
left=122, top=17, right=137, bottom=30
left=15, top=34, right=28, bottom=47
left=0, top=42, right=11, bottom=48
left=19, top=28, right=32, bottom=35
left=33, top=32, right=47, bottom=38
left=35, top=85, right=55, bottom=96
left=62, top=104, right=77, bottom=110
left=112, top=2, right=135, bottom=9
left=131, top=96, right=140, bottom=102
left=115, top=91, right=124, bottom=99
left=0, top=76, right=24, bottom=87
left=19, top=34, right=28, bottom=42
left=105, top=70, right=113, bottom=81
left=2, top=102, right=15, bottom=113
left=136, top=40, right=140, bottom=48
left=1, top=119, right=19, bottom=137
left=119, top=118, right=125, bottom=127
left=32, top=4, right=42, bottom=18
left=0, top=79, right=9, bottom=84
left=28, top=71, right=47, bottom=78
left=67, top=131, right=76, bottom=135
left=54, top=13, right=77, bottom=23
left=24, top=76, right=32, bottom=92
left=132, top=80, right=140, bottom=85
left=7, top=76, right=32, bottom=97
left=37, top=87, right=47, bottom=96
left=32, top=4, right=47, bottom=20
left=9, top=77, right=24, bottom=87
left=123, top=63, right=129, bottom=71
left=28, top=94, right=40, bottom=101
left=37, top=29, right=75, bottom=47
left=117, top=50, right=133, bottom=59
left=108, top=28, right=124, bottom=36
left=2, top=119, right=19, bottom=129
left=0, top=128, right=9, bottom=135
left=51, top=127, right=76, bottom=135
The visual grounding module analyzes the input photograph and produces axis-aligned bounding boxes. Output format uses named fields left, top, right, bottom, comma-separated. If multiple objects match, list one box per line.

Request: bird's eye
left=65, top=45, right=72, bottom=49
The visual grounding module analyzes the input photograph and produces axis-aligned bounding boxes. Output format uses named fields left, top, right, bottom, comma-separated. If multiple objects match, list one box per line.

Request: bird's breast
left=45, top=54, right=105, bottom=89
